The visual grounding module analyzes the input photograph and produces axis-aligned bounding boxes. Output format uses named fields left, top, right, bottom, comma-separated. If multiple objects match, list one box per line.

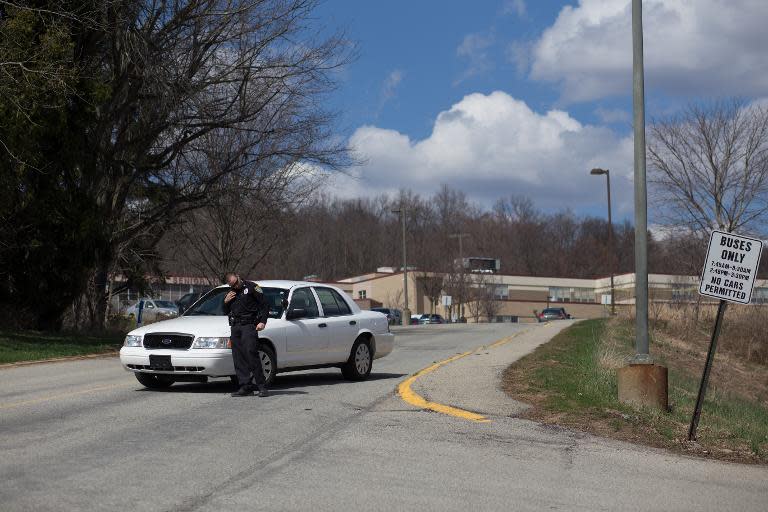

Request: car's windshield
left=154, top=300, right=176, bottom=308
left=184, top=286, right=288, bottom=318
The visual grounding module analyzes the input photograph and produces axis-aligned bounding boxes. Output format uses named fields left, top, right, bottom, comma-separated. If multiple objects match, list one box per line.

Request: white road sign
left=699, top=230, right=763, bottom=304
left=441, top=295, right=452, bottom=307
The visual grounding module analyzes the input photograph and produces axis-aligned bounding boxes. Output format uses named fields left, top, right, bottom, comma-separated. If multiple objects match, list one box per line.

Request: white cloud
left=455, top=32, right=494, bottom=84
left=506, top=40, right=531, bottom=75
left=331, top=91, right=635, bottom=212
left=527, top=0, right=768, bottom=103
left=381, top=69, right=404, bottom=102
left=376, top=69, right=404, bottom=117
left=502, top=0, right=527, bottom=18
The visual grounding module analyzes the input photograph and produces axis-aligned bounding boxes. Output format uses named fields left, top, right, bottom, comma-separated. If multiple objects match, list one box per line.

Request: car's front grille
left=143, top=333, right=194, bottom=349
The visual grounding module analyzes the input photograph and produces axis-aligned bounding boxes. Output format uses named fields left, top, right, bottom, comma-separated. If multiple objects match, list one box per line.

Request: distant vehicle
left=371, top=307, right=402, bottom=325
left=176, top=292, right=204, bottom=314
left=418, top=314, right=445, bottom=325
left=538, top=308, right=570, bottom=321
left=124, top=299, right=179, bottom=323
left=120, top=281, right=394, bottom=389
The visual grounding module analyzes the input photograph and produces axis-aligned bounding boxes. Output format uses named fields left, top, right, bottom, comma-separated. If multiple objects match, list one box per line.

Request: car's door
left=142, top=300, right=156, bottom=322
left=313, top=287, right=358, bottom=360
left=282, top=287, right=329, bottom=366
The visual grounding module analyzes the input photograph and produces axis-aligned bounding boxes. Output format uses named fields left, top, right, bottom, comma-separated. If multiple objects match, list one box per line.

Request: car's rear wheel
left=341, top=337, right=373, bottom=381
left=135, top=373, right=174, bottom=389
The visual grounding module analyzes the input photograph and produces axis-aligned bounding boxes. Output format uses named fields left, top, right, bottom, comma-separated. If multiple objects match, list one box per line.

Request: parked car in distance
left=538, top=307, right=570, bottom=321
left=371, top=307, right=402, bottom=325
left=176, top=292, right=204, bottom=314
left=120, top=281, right=395, bottom=389
left=418, top=314, right=445, bottom=325
left=124, top=298, right=179, bottom=323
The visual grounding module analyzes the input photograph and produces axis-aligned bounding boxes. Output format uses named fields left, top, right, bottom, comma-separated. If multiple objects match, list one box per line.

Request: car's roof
left=212, top=280, right=340, bottom=290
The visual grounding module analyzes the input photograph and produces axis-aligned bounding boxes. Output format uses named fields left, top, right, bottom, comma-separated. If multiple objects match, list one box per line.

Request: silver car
left=124, top=299, right=179, bottom=323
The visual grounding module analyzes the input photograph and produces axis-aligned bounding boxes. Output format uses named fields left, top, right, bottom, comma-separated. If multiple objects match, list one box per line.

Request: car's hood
left=127, top=315, right=286, bottom=338
left=127, top=316, right=230, bottom=337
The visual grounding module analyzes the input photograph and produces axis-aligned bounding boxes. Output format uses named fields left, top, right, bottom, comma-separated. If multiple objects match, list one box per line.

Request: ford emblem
left=161, top=338, right=173, bottom=345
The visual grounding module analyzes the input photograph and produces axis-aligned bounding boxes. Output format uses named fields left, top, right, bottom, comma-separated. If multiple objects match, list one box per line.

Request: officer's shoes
left=256, top=385, right=269, bottom=398
left=231, top=386, right=255, bottom=397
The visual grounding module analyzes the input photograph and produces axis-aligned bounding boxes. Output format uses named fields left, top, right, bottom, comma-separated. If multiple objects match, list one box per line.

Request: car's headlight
left=192, top=337, right=231, bottom=349
left=124, top=335, right=142, bottom=347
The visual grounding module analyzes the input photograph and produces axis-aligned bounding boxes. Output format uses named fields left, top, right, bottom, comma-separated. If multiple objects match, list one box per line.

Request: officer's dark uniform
left=222, top=281, right=270, bottom=393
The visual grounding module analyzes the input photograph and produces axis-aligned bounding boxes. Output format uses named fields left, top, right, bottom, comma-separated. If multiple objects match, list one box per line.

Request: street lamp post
left=392, top=208, right=410, bottom=325
left=591, top=168, right=615, bottom=315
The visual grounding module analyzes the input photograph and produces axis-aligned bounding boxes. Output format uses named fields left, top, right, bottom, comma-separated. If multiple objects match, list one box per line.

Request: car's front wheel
left=259, top=345, right=277, bottom=386
left=227, top=346, right=277, bottom=388
left=341, top=337, right=373, bottom=381
left=135, top=373, right=174, bottom=389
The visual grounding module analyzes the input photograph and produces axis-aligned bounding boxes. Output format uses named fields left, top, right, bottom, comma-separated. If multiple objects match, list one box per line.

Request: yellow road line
left=397, top=328, right=531, bottom=423
left=0, top=383, right=133, bottom=411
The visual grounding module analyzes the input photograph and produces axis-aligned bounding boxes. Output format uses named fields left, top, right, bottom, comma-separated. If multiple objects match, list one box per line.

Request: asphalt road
left=1, top=323, right=766, bottom=512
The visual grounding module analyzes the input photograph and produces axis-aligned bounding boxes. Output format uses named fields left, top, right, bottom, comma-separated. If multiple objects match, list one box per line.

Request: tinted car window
left=154, top=301, right=176, bottom=308
left=330, top=289, right=352, bottom=315
left=185, top=286, right=287, bottom=319
left=289, top=288, right=319, bottom=318
left=314, top=288, right=352, bottom=316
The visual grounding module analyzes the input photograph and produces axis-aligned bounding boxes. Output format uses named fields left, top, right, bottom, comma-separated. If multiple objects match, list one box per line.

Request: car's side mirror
left=286, top=308, right=307, bottom=320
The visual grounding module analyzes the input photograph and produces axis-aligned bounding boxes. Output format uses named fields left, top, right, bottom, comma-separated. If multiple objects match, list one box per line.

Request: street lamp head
left=590, top=168, right=608, bottom=175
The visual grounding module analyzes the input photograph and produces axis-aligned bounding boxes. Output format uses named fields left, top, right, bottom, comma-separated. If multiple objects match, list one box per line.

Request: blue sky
left=318, top=1, right=576, bottom=139
left=314, top=0, right=768, bottom=220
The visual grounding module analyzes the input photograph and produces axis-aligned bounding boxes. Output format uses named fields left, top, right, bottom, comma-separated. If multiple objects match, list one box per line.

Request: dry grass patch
left=503, top=318, right=768, bottom=464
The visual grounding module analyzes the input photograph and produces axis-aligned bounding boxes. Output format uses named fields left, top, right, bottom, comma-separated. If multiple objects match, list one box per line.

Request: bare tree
left=465, top=286, right=482, bottom=323
left=649, top=99, right=768, bottom=236
left=443, top=270, right=470, bottom=320
left=385, top=288, right=404, bottom=311
left=416, top=273, right=444, bottom=315
left=478, top=276, right=502, bottom=322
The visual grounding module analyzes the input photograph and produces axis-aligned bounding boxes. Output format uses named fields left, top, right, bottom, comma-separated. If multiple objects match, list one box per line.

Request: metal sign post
left=688, top=230, right=763, bottom=441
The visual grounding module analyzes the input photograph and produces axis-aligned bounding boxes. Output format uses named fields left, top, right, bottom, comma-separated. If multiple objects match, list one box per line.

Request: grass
left=503, top=318, right=768, bottom=464
left=0, top=330, right=124, bottom=365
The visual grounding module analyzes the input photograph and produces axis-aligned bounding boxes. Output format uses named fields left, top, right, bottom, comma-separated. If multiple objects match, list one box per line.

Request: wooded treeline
left=160, top=185, right=766, bottom=283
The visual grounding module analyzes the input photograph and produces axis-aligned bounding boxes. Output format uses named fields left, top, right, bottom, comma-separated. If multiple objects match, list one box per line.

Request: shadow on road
left=133, top=372, right=406, bottom=394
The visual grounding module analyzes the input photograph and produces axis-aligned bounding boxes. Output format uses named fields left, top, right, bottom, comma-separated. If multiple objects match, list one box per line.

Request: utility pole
left=591, top=168, right=615, bottom=315
left=393, top=208, right=410, bottom=325
left=449, top=233, right=470, bottom=321
left=631, top=0, right=650, bottom=363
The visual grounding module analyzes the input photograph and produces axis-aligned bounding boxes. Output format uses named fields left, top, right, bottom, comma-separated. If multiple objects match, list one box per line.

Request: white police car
left=119, top=281, right=395, bottom=388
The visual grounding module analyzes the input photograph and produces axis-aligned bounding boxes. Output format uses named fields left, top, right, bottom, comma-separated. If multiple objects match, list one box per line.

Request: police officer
left=222, top=272, right=270, bottom=397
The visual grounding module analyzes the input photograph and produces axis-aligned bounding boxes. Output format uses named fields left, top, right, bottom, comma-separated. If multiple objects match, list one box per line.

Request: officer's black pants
left=230, top=323, right=266, bottom=388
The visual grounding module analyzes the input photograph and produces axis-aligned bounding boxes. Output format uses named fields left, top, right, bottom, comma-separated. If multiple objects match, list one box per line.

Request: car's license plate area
left=149, top=354, right=173, bottom=371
